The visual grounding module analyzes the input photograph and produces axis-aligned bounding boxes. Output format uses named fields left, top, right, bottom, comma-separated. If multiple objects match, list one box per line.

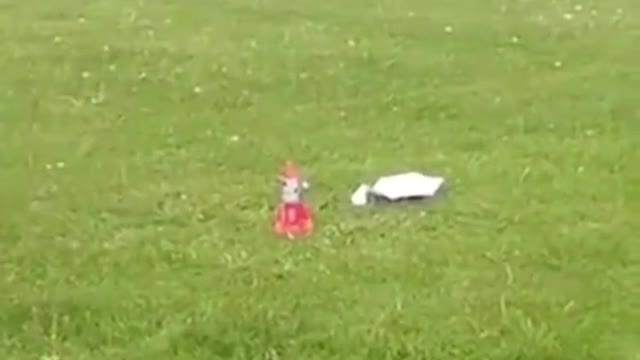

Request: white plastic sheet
left=351, top=172, right=445, bottom=206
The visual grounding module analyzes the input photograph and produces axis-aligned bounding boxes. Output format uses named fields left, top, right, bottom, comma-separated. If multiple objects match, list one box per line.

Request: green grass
left=1, top=0, right=639, bottom=359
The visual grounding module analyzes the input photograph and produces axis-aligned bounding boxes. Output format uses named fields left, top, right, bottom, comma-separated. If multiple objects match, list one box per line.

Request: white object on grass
left=350, top=184, right=371, bottom=206
left=372, top=172, right=444, bottom=200
left=351, top=172, right=445, bottom=206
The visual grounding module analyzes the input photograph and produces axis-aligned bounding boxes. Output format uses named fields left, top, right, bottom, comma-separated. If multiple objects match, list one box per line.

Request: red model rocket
left=274, top=161, right=313, bottom=238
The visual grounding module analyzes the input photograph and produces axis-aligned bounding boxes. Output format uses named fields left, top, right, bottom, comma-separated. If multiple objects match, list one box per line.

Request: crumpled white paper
left=351, top=171, right=445, bottom=206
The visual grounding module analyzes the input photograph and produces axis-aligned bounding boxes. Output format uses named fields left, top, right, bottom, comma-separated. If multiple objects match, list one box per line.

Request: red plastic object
left=274, top=161, right=313, bottom=238
left=274, top=202, right=313, bottom=238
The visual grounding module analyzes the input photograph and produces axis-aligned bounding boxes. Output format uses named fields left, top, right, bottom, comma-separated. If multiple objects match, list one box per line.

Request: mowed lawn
left=1, top=0, right=639, bottom=359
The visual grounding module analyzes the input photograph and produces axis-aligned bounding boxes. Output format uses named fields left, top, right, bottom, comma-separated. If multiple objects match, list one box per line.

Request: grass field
left=1, top=0, right=639, bottom=359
